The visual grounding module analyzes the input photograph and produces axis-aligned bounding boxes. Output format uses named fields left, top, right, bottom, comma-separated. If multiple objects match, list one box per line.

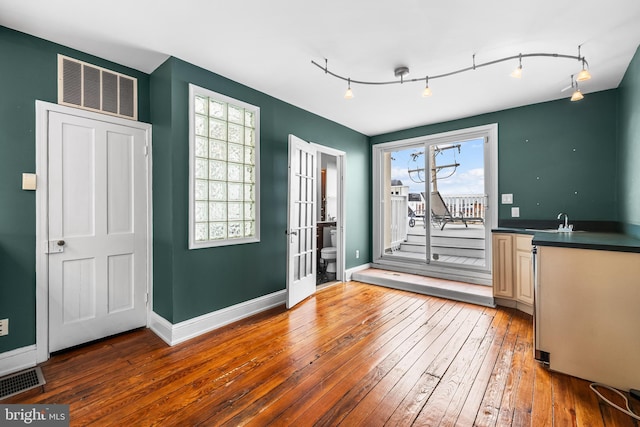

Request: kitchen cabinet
left=492, top=233, right=513, bottom=298
left=515, top=235, right=534, bottom=305
left=492, top=233, right=533, bottom=314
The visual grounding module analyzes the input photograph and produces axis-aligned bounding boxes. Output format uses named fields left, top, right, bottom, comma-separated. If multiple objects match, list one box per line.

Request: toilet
left=320, top=227, right=337, bottom=279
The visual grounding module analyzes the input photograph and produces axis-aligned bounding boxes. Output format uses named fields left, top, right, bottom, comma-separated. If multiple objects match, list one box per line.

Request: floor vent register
left=0, top=367, right=46, bottom=400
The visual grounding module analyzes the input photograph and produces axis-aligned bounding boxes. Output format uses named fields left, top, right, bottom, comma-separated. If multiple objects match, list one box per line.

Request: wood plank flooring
left=5, top=281, right=639, bottom=426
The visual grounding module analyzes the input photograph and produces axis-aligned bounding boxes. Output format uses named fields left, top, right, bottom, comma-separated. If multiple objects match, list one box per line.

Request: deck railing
left=390, top=194, right=408, bottom=247
left=442, top=194, right=486, bottom=221
left=409, top=193, right=486, bottom=222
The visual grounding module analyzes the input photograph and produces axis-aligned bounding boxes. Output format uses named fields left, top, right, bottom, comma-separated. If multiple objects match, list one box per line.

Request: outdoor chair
left=428, top=191, right=475, bottom=230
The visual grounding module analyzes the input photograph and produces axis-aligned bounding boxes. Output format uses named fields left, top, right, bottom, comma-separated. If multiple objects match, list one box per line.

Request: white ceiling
left=1, top=0, right=639, bottom=136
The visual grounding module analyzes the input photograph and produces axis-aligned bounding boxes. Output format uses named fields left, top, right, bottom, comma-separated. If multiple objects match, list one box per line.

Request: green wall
left=0, top=22, right=635, bottom=357
left=371, top=90, right=619, bottom=222
left=618, top=46, right=640, bottom=238
left=150, top=58, right=370, bottom=323
left=0, top=26, right=150, bottom=353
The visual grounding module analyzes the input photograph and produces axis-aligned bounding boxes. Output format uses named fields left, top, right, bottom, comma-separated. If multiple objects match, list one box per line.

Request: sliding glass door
left=373, top=125, right=497, bottom=283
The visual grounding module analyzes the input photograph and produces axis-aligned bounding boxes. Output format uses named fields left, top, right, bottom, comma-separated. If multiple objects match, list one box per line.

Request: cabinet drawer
left=515, top=234, right=533, bottom=252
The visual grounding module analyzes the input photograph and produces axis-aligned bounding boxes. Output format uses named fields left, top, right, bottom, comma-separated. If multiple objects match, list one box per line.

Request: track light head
left=344, top=78, right=354, bottom=99
left=422, top=76, right=432, bottom=97
left=511, top=65, right=523, bottom=78
left=511, top=55, right=523, bottom=78
left=576, top=67, right=591, bottom=82
left=570, top=89, right=584, bottom=102
left=568, top=74, right=584, bottom=101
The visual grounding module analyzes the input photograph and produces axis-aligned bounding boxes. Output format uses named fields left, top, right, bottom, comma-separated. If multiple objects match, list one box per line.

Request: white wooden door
left=47, top=111, right=148, bottom=352
left=286, top=135, right=317, bottom=308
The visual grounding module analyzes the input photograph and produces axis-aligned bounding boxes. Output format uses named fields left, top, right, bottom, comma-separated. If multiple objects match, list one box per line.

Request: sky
left=391, top=137, right=485, bottom=195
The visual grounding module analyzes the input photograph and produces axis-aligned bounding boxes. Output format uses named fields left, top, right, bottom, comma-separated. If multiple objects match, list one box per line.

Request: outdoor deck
left=388, top=220, right=486, bottom=267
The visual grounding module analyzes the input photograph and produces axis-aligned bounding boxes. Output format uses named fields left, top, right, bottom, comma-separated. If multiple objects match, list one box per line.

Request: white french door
left=47, top=111, right=148, bottom=352
left=286, top=135, right=317, bottom=308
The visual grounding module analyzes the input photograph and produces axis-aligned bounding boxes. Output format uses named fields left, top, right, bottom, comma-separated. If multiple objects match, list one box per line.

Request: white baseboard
left=150, top=290, right=286, bottom=346
left=345, top=263, right=371, bottom=281
left=0, top=345, right=37, bottom=377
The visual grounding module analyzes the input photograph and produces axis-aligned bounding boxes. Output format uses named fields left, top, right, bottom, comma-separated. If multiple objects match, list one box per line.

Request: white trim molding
left=311, top=143, right=347, bottom=283
left=150, top=290, right=286, bottom=346
left=345, top=263, right=372, bottom=281
left=0, top=345, right=37, bottom=377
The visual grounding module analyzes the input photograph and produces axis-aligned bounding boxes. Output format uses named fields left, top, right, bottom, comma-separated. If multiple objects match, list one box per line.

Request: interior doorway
left=285, top=136, right=345, bottom=309
left=317, top=150, right=340, bottom=286
left=35, top=101, right=152, bottom=362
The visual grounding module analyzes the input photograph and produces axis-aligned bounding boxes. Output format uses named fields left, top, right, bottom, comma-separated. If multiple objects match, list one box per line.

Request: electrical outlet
left=355, top=250, right=360, bottom=259
left=511, top=207, right=520, bottom=218
left=0, top=318, right=8, bottom=336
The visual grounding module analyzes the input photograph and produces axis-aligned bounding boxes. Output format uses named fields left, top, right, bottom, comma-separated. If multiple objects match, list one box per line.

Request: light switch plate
left=22, top=173, right=37, bottom=190
left=511, top=207, right=520, bottom=217
left=501, top=193, right=513, bottom=204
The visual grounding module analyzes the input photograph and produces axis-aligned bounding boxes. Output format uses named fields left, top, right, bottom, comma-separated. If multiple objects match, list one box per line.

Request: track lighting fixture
left=344, top=78, right=353, bottom=99
left=570, top=89, right=584, bottom=102
left=568, top=75, right=584, bottom=102
left=571, top=86, right=584, bottom=102
left=312, top=47, right=592, bottom=101
left=576, top=60, right=592, bottom=82
left=422, top=76, right=432, bottom=97
left=576, top=68, right=591, bottom=82
left=576, top=46, right=592, bottom=82
left=511, top=54, right=523, bottom=78
left=562, top=74, right=586, bottom=101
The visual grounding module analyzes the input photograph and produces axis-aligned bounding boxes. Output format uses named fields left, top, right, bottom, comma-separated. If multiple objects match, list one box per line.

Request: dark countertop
left=531, top=231, right=640, bottom=253
left=492, top=227, right=537, bottom=235
left=492, top=227, right=640, bottom=253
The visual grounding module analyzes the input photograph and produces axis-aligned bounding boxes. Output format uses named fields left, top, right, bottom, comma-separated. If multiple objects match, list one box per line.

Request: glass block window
left=189, top=84, right=260, bottom=249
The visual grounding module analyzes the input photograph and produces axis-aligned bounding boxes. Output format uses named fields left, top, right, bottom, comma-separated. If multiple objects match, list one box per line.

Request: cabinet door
left=515, top=248, right=534, bottom=305
left=492, top=234, right=514, bottom=298
left=515, top=235, right=534, bottom=305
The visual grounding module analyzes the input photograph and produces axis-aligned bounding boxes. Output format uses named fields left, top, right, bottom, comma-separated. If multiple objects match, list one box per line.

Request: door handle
left=47, top=240, right=65, bottom=253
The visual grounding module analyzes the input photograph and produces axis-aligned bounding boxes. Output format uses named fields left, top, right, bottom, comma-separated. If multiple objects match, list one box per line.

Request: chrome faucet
left=557, top=212, right=573, bottom=231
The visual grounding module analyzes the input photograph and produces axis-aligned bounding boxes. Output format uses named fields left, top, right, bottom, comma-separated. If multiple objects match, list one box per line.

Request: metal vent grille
left=0, top=367, right=46, bottom=400
left=58, top=54, right=138, bottom=120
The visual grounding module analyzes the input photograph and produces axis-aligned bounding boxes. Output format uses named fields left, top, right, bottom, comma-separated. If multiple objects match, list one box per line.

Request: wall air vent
left=57, top=54, right=138, bottom=120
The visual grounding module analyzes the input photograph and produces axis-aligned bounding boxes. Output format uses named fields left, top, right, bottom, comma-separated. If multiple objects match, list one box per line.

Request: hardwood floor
left=5, top=281, right=639, bottom=426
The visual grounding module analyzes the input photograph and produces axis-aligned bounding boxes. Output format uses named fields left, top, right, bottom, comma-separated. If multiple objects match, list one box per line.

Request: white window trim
left=188, top=84, right=260, bottom=249
left=372, top=123, right=498, bottom=285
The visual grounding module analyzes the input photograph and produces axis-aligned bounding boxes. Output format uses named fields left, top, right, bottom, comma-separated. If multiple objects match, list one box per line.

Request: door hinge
left=145, top=292, right=149, bottom=304
left=144, top=145, right=149, bottom=156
